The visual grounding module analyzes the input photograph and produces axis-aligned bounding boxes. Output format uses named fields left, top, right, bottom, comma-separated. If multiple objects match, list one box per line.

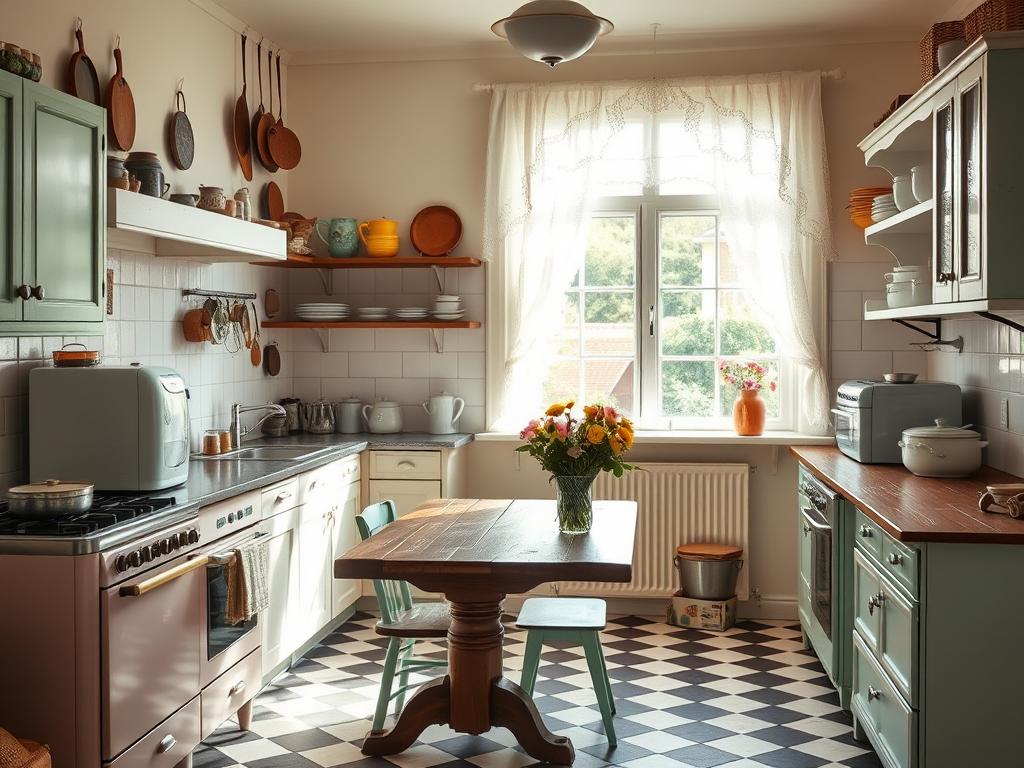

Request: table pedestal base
left=360, top=596, right=575, bottom=765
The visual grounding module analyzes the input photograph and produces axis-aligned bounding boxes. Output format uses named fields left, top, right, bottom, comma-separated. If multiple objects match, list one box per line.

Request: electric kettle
left=422, top=392, right=465, bottom=435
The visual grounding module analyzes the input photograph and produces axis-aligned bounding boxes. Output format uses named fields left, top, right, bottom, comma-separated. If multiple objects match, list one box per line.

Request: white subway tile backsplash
left=322, top=377, right=376, bottom=402
left=375, top=377, right=430, bottom=406
left=830, top=321, right=860, bottom=352
left=830, top=291, right=862, bottom=321
left=372, top=329, right=430, bottom=352
left=430, top=352, right=459, bottom=378
left=349, top=351, right=404, bottom=378
left=458, top=352, right=485, bottom=379
left=831, top=350, right=893, bottom=381
left=402, top=352, right=430, bottom=379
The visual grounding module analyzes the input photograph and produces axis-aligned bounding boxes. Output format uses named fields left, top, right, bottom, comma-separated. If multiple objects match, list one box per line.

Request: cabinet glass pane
left=935, top=102, right=954, bottom=284
left=961, top=82, right=982, bottom=280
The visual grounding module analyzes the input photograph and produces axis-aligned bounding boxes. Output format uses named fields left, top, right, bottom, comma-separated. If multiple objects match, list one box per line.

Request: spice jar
left=218, top=431, right=233, bottom=453
left=203, top=430, right=222, bottom=455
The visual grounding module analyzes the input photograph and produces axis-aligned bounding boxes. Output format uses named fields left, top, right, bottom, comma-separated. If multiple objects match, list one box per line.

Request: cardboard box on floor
left=666, top=593, right=737, bottom=631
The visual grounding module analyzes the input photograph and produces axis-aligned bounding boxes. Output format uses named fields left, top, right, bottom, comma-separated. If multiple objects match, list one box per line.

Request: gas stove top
left=0, top=492, right=199, bottom=555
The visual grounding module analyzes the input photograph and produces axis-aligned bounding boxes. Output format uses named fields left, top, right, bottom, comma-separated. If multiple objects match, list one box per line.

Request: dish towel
left=226, top=539, right=270, bottom=625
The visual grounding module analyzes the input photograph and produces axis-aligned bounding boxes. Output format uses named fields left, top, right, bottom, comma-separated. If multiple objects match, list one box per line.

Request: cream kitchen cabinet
left=367, top=479, right=441, bottom=518
left=331, top=477, right=362, bottom=616
left=260, top=480, right=300, bottom=675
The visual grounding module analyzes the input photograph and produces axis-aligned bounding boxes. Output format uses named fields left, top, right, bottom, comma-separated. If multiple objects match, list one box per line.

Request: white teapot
left=362, top=398, right=403, bottom=434
left=422, top=392, right=465, bottom=435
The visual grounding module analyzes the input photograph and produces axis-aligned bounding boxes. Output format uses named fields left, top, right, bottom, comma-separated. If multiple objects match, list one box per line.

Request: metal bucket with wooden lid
left=673, top=543, right=744, bottom=600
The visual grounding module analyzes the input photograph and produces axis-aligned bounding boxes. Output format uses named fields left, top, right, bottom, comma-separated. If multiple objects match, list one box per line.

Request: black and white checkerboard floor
left=195, top=612, right=881, bottom=768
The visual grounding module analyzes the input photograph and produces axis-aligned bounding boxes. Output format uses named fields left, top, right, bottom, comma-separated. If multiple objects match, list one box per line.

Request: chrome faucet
left=230, top=403, right=287, bottom=447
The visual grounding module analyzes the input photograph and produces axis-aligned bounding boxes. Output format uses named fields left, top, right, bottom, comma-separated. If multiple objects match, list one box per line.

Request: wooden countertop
left=790, top=445, right=1024, bottom=544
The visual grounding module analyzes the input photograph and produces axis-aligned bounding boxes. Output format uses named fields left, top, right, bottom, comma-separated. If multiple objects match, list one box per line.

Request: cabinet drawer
left=852, top=633, right=915, bottom=768
left=105, top=696, right=200, bottom=768
left=263, top=478, right=299, bottom=517
left=855, top=509, right=884, bottom=561
left=201, top=648, right=261, bottom=739
left=854, top=549, right=882, bottom=654
left=881, top=536, right=920, bottom=599
left=369, top=450, right=441, bottom=480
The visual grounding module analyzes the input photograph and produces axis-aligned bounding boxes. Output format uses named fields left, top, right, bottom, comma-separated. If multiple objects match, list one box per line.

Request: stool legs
left=582, top=633, right=617, bottom=746
left=520, top=631, right=544, bottom=697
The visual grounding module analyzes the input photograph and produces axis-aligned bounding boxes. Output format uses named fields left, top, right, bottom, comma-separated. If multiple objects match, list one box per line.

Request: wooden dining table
left=334, top=497, right=637, bottom=765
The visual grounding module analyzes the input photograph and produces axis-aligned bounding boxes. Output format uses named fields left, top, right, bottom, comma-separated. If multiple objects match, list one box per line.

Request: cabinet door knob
left=30, top=285, right=45, bottom=300
left=867, top=685, right=882, bottom=702
left=887, top=552, right=903, bottom=566
left=15, top=284, right=30, bottom=300
left=859, top=525, right=873, bottom=538
left=937, top=271, right=956, bottom=284
left=868, top=592, right=886, bottom=615
left=802, top=523, right=812, bottom=536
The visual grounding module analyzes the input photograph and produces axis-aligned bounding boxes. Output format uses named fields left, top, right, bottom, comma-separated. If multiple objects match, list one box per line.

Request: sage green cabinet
left=0, top=70, right=105, bottom=335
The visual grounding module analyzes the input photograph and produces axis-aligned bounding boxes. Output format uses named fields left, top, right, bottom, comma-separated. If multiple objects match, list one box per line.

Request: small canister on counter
left=218, top=430, right=233, bottom=454
left=279, top=398, right=301, bottom=433
left=202, top=430, right=222, bottom=456
left=335, top=397, right=363, bottom=434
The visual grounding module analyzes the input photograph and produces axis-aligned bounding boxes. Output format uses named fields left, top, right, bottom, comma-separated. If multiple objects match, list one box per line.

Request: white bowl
left=893, top=175, right=917, bottom=211
left=436, top=295, right=461, bottom=302
left=911, top=165, right=932, bottom=203
left=871, top=209, right=897, bottom=224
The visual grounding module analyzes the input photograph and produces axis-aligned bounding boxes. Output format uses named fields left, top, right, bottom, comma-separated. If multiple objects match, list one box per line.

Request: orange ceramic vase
left=733, top=389, right=766, bottom=436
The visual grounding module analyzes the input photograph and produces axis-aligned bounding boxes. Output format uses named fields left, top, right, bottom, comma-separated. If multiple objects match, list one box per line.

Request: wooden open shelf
left=252, top=255, right=482, bottom=269
left=262, top=320, right=481, bottom=329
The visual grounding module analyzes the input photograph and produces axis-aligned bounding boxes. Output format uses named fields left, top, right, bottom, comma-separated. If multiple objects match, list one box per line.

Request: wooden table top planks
left=334, top=498, right=637, bottom=593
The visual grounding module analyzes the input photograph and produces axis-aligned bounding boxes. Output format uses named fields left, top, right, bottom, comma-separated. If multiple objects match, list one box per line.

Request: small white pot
left=898, top=419, right=988, bottom=477
left=885, top=279, right=924, bottom=309
left=911, top=164, right=932, bottom=203
left=893, top=175, right=916, bottom=211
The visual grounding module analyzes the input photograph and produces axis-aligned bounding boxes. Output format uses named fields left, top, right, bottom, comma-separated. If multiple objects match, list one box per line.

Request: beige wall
left=4, top=0, right=288, bottom=199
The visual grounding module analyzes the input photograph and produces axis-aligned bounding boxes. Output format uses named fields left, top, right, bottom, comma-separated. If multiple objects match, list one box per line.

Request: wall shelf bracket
left=315, top=269, right=335, bottom=295
left=431, top=265, right=445, bottom=293
left=976, top=311, right=1024, bottom=335
left=314, top=329, right=329, bottom=353
left=430, top=328, right=444, bottom=353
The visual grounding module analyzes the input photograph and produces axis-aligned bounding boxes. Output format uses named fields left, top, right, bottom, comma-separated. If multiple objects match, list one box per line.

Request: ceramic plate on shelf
left=410, top=205, right=463, bottom=256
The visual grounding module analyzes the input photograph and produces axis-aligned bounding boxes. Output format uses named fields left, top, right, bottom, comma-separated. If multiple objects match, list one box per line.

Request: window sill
left=473, top=430, right=834, bottom=446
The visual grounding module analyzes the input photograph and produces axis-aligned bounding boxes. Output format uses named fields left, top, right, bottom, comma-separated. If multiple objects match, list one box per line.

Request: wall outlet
left=1000, top=398, right=1009, bottom=430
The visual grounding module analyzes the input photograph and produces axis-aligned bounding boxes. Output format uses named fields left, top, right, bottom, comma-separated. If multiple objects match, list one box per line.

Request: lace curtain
left=483, top=71, right=834, bottom=434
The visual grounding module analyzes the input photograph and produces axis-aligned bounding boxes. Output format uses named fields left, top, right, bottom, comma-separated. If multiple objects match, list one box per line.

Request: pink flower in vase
left=603, top=405, right=619, bottom=423
left=553, top=419, right=569, bottom=440
left=520, top=419, right=541, bottom=440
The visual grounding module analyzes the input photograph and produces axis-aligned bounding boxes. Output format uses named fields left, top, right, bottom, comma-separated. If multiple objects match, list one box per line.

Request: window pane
left=543, top=358, right=580, bottom=405
left=657, top=122, right=716, bottom=195
left=585, top=216, right=635, bottom=287
left=553, top=292, right=580, bottom=357
left=584, top=360, right=634, bottom=413
left=592, top=122, right=644, bottom=197
left=660, top=215, right=716, bottom=287
left=660, top=291, right=714, bottom=356
left=584, top=292, right=635, bottom=355
left=718, top=361, right=780, bottom=418
left=717, top=231, right=741, bottom=287
left=662, top=361, right=714, bottom=417
left=719, top=291, right=776, bottom=356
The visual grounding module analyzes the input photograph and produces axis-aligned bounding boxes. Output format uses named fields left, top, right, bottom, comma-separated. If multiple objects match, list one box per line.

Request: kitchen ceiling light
left=491, top=0, right=613, bottom=68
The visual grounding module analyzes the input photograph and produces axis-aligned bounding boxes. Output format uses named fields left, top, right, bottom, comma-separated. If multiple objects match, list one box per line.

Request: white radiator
left=558, top=463, right=750, bottom=600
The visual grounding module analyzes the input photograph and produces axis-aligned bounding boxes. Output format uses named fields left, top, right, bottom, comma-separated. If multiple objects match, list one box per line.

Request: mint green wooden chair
left=356, top=501, right=450, bottom=733
left=517, top=597, right=617, bottom=746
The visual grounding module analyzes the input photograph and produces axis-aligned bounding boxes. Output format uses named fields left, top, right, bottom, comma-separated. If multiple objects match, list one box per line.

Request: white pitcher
left=422, top=392, right=465, bottom=435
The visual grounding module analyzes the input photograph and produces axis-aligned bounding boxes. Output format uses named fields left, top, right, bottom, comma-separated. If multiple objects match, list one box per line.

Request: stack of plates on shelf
left=393, top=307, right=429, bottom=321
left=871, top=193, right=898, bottom=223
left=434, top=294, right=464, bottom=320
left=357, top=306, right=390, bottom=321
left=848, top=186, right=892, bottom=229
left=295, top=302, right=349, bottom=321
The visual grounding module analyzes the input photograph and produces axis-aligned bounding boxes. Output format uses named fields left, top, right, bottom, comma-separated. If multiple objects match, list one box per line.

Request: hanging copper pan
left=256, top=46, right=278, bottom=172
left=267, top=54, right=301, bottom=170
left=233, top=33, right=253, bottom=182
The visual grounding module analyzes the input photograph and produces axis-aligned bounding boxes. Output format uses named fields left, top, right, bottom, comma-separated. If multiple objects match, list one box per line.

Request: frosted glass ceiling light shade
left=492, top=1, right=613, bottom=68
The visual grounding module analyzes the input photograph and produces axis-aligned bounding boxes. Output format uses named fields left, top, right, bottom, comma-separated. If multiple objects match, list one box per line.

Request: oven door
left=102, top=553, right=204, bottom=760
left=831, top=406, right=861, bottom=460
left=200, top=526, right=265, bottom=687
left=801, top=505, right=833, bottom=642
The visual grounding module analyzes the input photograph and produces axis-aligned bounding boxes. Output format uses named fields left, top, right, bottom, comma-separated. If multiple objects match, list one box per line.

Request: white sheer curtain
left=483, top=72, right=834, bottom=434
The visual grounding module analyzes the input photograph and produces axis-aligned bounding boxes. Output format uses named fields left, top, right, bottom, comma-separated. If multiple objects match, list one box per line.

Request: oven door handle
left=830, top=407, right=854, bottom=426
left=119, top=555, right=210, bottom=597
left=800, top=507, right=831, bottom=533
left=205, top=530, right=267, bottom=567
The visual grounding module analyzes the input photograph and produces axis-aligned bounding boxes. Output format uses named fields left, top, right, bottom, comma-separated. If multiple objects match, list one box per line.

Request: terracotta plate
left=410, top=205, right=463, bottom=256
left=264, top=181, right=284, bottom=221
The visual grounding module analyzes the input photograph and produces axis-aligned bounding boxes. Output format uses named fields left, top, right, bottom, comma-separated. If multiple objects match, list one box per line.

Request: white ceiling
left=208, top=0, right=972, bottom=63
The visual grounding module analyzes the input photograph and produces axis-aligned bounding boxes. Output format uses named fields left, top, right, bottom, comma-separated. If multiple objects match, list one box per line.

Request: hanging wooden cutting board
left=66, top=21, right=100, bottom=105
left=263, top=181, right=284, bottom=221
left=106, top=43, right=136, bottom=151
left=256, top=47, right=278, bottom=172
left=233, top=33, right=253, bottom=182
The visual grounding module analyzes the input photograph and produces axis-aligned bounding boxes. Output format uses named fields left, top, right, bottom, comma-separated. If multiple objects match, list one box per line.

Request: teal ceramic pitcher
left=315, top=217, right=360, bottom=258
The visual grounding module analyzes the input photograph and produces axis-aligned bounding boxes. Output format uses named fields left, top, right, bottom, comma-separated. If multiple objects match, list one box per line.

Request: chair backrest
left=355, top=500, right=414, bottom=623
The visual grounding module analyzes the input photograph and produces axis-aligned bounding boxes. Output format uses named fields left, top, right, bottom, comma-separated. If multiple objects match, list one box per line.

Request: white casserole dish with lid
left=898, top=418, right=988, bottom=477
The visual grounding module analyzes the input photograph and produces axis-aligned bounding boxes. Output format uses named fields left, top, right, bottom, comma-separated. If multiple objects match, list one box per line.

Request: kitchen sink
left=195, top=445, right=335, bottom=462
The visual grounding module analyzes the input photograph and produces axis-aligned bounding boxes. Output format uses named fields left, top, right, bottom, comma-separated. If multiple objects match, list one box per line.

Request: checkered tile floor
left=195, top=612, right=881, bottom=768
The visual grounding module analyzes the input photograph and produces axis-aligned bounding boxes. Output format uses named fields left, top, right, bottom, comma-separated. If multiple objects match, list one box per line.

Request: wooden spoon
left=267, top=54, right=301, bottom=170
left=233, top=33, right=253, bottom=182
left=250, top=301, right=262, bottom=367
left=256, top=47, right=278, bottom=172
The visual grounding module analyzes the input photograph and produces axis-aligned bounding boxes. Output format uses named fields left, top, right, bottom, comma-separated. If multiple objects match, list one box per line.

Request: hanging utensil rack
left=182, top=288, right=257, bottom=301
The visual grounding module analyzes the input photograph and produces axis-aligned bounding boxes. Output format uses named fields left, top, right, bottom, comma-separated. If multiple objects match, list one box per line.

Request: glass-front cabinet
left=860, top=36, right=1024, bottom=314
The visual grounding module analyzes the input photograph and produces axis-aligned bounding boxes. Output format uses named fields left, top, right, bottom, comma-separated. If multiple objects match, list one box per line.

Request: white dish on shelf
left=871, top=209, right=898, bottom=223
left=357, top=315, right=389, bottom=321
left=434, top=313, right=466, bottom=320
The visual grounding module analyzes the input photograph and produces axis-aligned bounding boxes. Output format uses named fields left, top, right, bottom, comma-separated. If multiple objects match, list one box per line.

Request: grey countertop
left=179, top=432, right=473, bottom=509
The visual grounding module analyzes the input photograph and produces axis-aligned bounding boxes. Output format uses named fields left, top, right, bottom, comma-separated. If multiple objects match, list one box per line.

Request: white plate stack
left=357, top=306, right=390, bottom=321
left=871, top=193, right=898, bottom=223
left=295, top=302, right=350, bottom=321
left=393, top=307, right=429, bottom=321
left=434, top=294, right=464, bottom=320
